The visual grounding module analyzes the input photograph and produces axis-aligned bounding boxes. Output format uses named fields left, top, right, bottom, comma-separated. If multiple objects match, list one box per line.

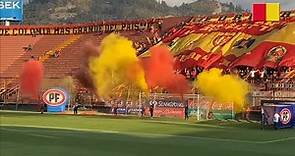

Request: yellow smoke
left=194, top=68, right=250, bottom=111
left=89, top=33, right=147, bottom=98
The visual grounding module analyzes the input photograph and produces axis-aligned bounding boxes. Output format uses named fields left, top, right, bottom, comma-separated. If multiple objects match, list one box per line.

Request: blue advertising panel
left=113, top=107, right=143, bottom=115
left=116, top=107, right=127, bottom=114
left=43, top=88, right=69, bottom=113
left=47, top=103, right=67, bottom=112
left=0, top=0, right=23, bottom=21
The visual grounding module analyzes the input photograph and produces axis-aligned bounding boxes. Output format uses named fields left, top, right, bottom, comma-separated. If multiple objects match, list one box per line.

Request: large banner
left=154, top=107, right=184, bottom=118
left=165, top=11, right=295, bottom=70
left=0, top=0, right=23, bottom=21
left=0, top=20, right=157, bottom=36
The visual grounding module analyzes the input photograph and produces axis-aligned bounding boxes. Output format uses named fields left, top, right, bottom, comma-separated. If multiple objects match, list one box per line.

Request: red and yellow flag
left=252, top=3, right=280, bottom=22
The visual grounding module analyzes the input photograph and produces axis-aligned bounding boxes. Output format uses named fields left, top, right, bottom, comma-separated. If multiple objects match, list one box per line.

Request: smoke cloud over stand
left=194, top=68, right=250, bottom=111
left=76, top=41, right=99, bottom=92
left=143, top=46, right=189, bottom=95
left=89, top=33, right=148, bottom=98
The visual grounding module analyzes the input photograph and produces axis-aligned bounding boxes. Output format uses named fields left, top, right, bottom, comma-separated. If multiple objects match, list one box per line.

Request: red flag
left=232, top=41, right=295, bottom=68
left=252, top=3, right=280, bottom=22
left=279, top=46, right=295, bottom=67
left=253, top=4, right=266, bottom=21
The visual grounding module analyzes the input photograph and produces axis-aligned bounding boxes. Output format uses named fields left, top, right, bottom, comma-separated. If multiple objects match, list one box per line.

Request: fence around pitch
left=1, top=77, right=295, bottom=120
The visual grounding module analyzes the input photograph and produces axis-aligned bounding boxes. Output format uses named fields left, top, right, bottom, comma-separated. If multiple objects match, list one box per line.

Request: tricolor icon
left=252, top=3, right=280, bottom=22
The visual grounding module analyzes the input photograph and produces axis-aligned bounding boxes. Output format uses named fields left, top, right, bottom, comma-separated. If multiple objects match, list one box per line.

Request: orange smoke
left=143, top=46, right=189, bottom=95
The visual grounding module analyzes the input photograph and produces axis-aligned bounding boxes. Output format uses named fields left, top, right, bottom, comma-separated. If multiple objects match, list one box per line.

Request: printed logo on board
left=280, top=108, right=292, bottom=125
left=42, top=89, right=67, bottom=106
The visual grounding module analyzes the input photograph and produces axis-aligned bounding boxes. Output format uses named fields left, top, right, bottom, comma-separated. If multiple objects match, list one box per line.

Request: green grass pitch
left=0, top=111, right=294, bottom=156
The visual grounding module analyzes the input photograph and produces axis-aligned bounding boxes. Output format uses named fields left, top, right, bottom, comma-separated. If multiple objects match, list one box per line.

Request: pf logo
left=280, top=108, right=292, bottom=125
left=43, top=89, right=67, bottom=106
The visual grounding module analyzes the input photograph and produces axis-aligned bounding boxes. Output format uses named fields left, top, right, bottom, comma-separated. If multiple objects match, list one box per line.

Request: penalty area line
left=0, top=124, right=286, bottom=144
left=260, top=137, right=295, bottom=144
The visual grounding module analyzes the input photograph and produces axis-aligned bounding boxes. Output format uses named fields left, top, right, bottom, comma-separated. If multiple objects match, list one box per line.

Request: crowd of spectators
left=180, top=66, right=294, bottom=91
left=233, top=66, right=294, bottom=91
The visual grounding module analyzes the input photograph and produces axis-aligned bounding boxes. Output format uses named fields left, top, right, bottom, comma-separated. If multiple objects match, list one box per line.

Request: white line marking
left=28, top=133, right=59, bottom=139
left=260, top=137, right=295, bottom=144
left=144, top=120, right=230, bottom=129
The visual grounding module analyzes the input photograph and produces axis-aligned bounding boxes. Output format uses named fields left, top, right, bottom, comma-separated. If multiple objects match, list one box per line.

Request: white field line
left=3, top=124, right=294, bottom=144
left=260, top=136, right=295, bottom=144
left=27, top=133, right=59, bottom=139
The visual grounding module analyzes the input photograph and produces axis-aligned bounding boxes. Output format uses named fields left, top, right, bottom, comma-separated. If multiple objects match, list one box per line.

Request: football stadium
left=0, top=0, right=295, bottom=156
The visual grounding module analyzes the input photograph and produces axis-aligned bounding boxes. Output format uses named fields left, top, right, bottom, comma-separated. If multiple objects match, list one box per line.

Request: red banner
left=175, top=48, right=223, bottom=69
left=154, top=107, right=184, bottom=118
left=232, top=42, right=295, bottom=68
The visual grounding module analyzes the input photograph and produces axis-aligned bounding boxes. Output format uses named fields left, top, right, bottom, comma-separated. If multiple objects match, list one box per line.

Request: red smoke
left=20, top=60, right=44, bottom=99
left=143, top=46, right=189, bottom=95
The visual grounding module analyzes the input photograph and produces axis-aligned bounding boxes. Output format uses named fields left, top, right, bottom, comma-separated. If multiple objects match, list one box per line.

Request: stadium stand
left=0, top=17, right=175, bottom=103
left=0, top=36, right=42, bottom=75
left=0, top=12, right=294, bottom=105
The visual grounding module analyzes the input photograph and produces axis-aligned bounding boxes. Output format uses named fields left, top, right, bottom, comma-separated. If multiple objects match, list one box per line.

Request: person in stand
left=184, top=104, right=189, bottom=120
left=23, top=44, right=32, bottom=52
left=260, top=68, right=266, bottom=82
left=149, top=103, right=154, bottom=118
left=273, top=112, right=280, bottom=130
left=249, top=69, right=256, bottom=84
